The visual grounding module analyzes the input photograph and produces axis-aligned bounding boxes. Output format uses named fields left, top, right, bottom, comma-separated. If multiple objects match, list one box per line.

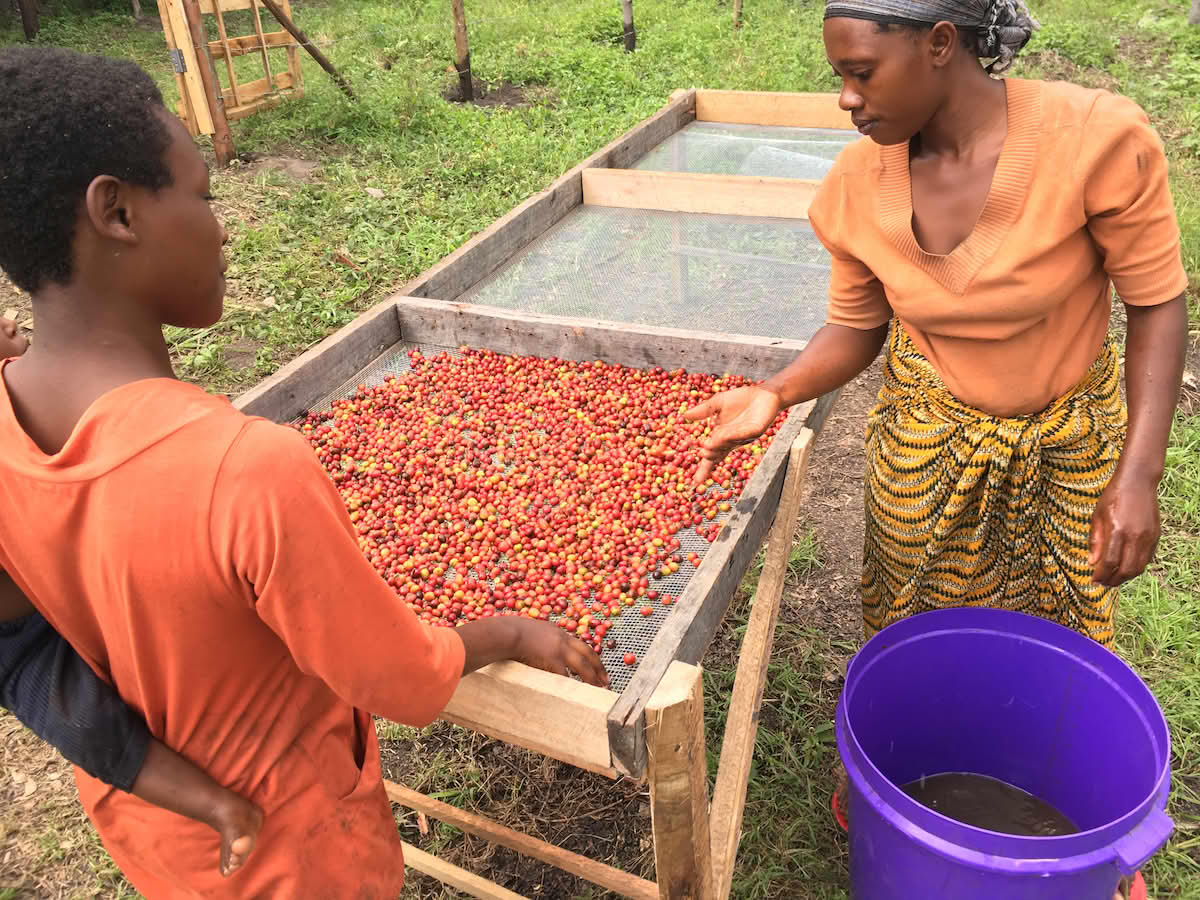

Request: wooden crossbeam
left=581, top=169, right=818, bottom=220
left=220, top=71, right=294, bottom=106
left=385, top=781, right=659, bottom=900
left=400, top=842, right=527, bottom=900
left=694, top=90, right=851, bottom=130
left=207, top=30, right=294, bottom=60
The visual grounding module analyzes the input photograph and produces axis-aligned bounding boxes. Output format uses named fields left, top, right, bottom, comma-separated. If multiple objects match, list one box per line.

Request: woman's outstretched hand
left=684, top=384, right=783, bottom=485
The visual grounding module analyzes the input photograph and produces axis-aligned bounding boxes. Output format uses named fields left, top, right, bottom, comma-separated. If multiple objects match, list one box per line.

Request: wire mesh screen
left=458, top=206, right=832, bottom=342
left=634, top=121, right=861, bottom=180
left=297, top=340, right=777, bottom=694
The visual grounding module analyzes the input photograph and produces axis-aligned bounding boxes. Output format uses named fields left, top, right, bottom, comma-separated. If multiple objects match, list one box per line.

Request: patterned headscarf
left=823, top=0, right=1038, bottom=73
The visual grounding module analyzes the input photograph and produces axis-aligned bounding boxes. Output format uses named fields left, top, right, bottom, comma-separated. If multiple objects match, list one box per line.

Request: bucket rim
left=837, top=608, right=1172, bottom=869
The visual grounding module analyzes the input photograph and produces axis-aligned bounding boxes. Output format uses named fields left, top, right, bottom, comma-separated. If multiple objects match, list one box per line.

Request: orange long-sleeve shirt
left=808, top=78, right=1188, bottom=416
left=0, top=368, right=465, bottom=897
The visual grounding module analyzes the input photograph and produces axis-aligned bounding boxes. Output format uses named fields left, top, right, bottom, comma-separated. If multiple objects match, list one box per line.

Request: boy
left=0, top=45, right=607, bottom=897
left=3, top=310, right=263, bottom=877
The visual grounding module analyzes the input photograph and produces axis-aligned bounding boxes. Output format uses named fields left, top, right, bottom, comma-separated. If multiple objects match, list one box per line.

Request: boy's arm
left=1, top=572, right=263, bottom=875
left=216, top=422, right=604, bottom=728
left=0, top=570, right=149, bottom=791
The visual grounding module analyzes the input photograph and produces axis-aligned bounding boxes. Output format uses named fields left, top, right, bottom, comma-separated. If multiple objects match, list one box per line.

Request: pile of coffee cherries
left=295, top=348, right=788, bottom=658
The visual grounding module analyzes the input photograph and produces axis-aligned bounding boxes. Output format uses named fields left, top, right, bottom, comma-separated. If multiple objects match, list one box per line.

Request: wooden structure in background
left=237, top=88, right=850, bottom=899
left=154, top=0, right=304, bottom=162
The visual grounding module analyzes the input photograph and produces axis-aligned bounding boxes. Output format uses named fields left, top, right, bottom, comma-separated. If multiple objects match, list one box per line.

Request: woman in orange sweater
left=687, top=2, right=1187, bottom=897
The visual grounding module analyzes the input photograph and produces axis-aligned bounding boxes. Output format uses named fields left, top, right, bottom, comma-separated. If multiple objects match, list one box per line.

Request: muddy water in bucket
left=836, top=608, right=1174, bottom=899
left=902, top=773, right=1080, bottom=837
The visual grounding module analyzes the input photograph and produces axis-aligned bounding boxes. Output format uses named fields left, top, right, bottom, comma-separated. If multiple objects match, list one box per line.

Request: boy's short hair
left=0, top=47, right=174, bottom=294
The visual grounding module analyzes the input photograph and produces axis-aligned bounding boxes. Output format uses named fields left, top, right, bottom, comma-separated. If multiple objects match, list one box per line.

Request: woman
left=686, top=1, right=1187, bottom=897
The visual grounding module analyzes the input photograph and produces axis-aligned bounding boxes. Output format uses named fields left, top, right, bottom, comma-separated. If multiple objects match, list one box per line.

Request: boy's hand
left=509, top=619, right=610, bottom=687
left=1, top=318, right=28, bottom=358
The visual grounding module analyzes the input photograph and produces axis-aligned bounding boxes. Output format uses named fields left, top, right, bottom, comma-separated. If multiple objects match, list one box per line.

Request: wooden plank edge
left=710, top=430, right=814, bottom=899
left=391, top=295, right=809, bottom=383
left=439, top=659, right=622, bottom=777
left=605, top=400, right=814, bottom=775
left=440, top=709, right=620, bottom=778
left=694, top=89, right=852, bottom=131
left=581, top=169, right=818, bottom=220
left=400, top=90, right=697, bottom=301
left=386, top=781, right=660, bottom=900
left=400, top=841, right=528, bottom=900
left=233, top=298, right=401, bottom=420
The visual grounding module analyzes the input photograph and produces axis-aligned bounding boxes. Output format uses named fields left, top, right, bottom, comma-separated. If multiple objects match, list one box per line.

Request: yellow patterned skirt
left=862, top=323, right=1127, bottom=648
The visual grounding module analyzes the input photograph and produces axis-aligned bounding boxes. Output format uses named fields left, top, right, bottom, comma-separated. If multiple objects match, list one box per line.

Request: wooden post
left=646, top=662, right=714, bottom=900
left=451, top=0, right=473, bottom=101
left=211, top=1, right=243, bottom=111
left=622, top=0, right=636, bottom=52
left=259, top=0, right=357, bottom=100
left=709, top=431, right=813, bottom=899
left=1190, top=0, right=1200, bottom=24
left=180, top=0, right=235, bottom=166
left=732, top=0, right=743, bottom=29
left=17, top=0, right=38, bottom=41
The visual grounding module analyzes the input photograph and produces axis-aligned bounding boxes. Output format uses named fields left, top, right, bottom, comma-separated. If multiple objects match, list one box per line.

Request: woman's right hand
left=684, top=384, right=784, bottom=484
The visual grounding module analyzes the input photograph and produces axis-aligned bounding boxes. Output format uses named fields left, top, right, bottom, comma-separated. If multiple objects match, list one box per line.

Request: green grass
left=2, top=0, right=1199, bottom=898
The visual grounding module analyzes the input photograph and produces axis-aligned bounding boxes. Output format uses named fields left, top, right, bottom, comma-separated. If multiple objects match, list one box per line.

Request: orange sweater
left=0, top=369, right=465, bottom=897
left=808, top=78, right=1188, bottom=416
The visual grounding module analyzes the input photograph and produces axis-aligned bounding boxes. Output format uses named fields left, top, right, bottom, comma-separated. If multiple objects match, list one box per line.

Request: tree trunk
left=451, top=0, right=472, bottom=101
left=1190, top=0, right=1200, bottom=25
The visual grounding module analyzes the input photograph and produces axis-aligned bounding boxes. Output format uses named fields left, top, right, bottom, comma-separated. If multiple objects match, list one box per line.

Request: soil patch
left=224, top=337, right=262, bottom=373
left=1023, top=49, right=1120, bottom=92
left=238, top=153, right=323, bottom=181
left=442, top=76, right=546, bottom=109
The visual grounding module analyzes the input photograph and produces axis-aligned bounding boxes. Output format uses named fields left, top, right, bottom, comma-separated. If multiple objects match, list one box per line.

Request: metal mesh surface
left=298, top=341, right=762, bottom=693
left=458, top=206, right=832, bottom=342
left=635, top=121, right=861, bottom=180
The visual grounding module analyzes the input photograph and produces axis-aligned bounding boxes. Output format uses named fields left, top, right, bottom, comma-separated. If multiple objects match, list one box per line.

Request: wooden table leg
left=646, top=662, right=714, bottom=900
left=709, top=430, right=815, bottom=898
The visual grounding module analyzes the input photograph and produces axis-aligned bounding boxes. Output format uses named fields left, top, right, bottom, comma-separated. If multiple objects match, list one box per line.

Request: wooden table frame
left=234, top=89, right=850, bottom=899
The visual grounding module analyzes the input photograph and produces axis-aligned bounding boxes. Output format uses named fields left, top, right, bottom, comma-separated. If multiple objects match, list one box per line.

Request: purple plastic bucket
left=835, top=608, right=1172, bottom=899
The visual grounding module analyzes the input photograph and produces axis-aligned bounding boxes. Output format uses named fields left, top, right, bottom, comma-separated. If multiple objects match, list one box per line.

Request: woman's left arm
left=1089, top=293, right=1188, bottom=586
